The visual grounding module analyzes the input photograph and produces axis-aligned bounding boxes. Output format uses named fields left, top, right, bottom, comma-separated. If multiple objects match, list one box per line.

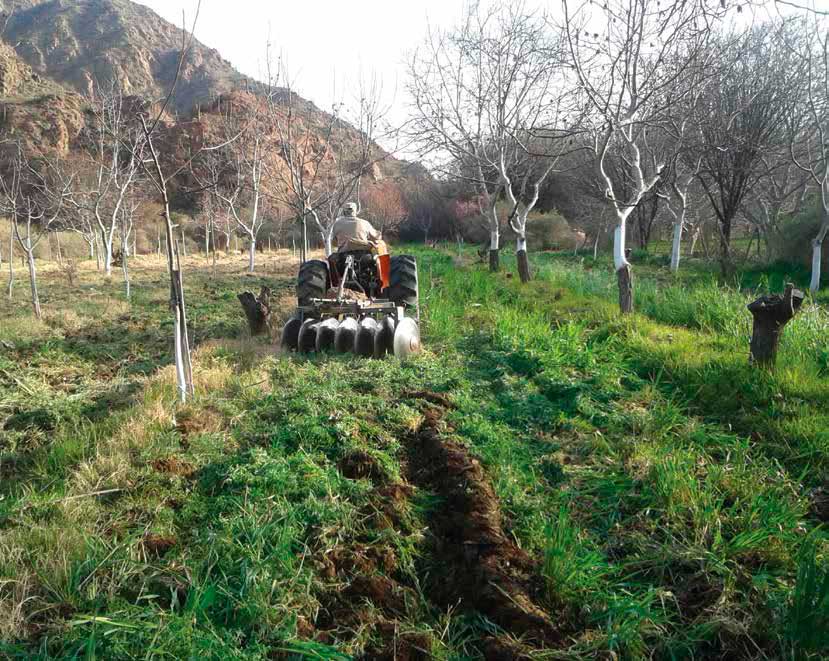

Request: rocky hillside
left=0, top=38, right=86, bottom=156
left=0, top=0, right=250, bottom=114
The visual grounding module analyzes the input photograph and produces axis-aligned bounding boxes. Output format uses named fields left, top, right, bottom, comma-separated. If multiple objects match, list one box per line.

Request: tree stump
left=617, top=264, right=633, bottom=314
left=238, top=286, right=273, bottom=337
left=747, top=283, right=804, bottom=368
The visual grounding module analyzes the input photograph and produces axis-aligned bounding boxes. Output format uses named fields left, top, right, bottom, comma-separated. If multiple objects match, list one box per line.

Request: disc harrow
left=281, top=298, right=421, bottom=360
left=282, top=252, right=422, bottom=360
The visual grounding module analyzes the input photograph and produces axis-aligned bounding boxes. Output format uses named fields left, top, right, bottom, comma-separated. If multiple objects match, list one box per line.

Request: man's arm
left=365, top=221, right=382, bottom=242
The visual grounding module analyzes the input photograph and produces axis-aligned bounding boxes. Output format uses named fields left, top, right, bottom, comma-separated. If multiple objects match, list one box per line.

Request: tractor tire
left=388, top=255, right=419, bottom=310
left=297, top=259, right=330, bottom=306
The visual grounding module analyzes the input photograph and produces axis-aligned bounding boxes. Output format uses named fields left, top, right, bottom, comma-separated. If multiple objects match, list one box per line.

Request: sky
left=135, top=0, right=469, bottom=123
left=134, top=0, right=827, bottom=146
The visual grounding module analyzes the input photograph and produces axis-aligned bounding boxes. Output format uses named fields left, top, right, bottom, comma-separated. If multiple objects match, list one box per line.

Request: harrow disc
left=335, top=317, right=360, bottom=353
left=281, top=317, right=302, bottom=352
left=393, top=317, right=422, bottom=360
left=374, top=316, right=396, bottom=358
left=355, top=318, right=379, bottom=357
left=315, top=318, right=340, bottom=352
left=297, top=319, right=320, bottom=353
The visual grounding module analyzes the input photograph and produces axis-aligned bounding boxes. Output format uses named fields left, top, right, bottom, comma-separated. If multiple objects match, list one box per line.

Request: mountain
left=0, top=0, right=424, bottom=218
left=0, top=37, right=86, bottom=156
left=0, top=0, right=251, bottom=114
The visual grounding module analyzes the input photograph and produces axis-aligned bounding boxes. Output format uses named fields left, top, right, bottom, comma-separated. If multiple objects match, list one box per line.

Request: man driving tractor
left=329, top=202, right=390, bottom=295
left=331, top=202, right=385, bottom=253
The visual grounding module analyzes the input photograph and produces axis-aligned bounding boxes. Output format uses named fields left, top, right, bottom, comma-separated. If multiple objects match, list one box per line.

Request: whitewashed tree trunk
left=102, top=232, right=114, bottom=277
left=248, top=234, right=256, bottom=273
left=25, top=246, right=40, bottom=319
left=670, top=220, right=683, bottom=273
left=7, top=222, right=14, bottom=299
left=613, top=215, right=634, bottom=314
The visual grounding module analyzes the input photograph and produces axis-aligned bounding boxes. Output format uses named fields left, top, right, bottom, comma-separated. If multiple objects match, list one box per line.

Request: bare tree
left=690, top=23, right=801, bottom=276
left=409, top=2, right=564, bottom=274
left=118, top=189, right=141, bottom=299
left=205, top=96, right=267, bottom=273
left=783, top=15, right=828, bottom=292
left=6, top=216, right=14, bottom=299
left=266, top=62, right=389, bottom=259
left=659, top=157, right=701, bottom=273
left=562, top=0, right=722, bottom=312
left=78, top=83, right=144, bottom=277
left=0, top=145, right=71, bottom=318
left=363, top=182, right=409, bottom=237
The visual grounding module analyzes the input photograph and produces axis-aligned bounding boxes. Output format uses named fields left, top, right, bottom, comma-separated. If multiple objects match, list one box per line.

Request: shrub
left=773, top=200, right=825, bottom=267
left=526, top=210, right=579, bottom=251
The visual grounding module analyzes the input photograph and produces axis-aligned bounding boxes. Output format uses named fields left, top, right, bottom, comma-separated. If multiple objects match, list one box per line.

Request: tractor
left=281, top=249, right=422, bottom=359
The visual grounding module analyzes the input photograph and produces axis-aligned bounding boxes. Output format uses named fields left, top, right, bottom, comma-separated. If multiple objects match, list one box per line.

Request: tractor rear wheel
left=388, top=255, right=418, bottom=311
left=297, top=260, right=329, bottom=306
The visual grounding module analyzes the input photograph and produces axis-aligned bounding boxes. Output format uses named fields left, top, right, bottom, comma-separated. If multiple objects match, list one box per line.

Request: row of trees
left=0, top=62, right=414, bottom=315
left=407, top=0, right=829, bottom=310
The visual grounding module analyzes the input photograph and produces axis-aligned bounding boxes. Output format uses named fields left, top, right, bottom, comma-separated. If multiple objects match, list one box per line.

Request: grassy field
left=1, top=247, right=828, bottom=659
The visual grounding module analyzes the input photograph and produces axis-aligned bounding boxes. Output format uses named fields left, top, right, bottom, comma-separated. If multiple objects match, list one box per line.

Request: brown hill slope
left=0, top=0, right=250, bottom=114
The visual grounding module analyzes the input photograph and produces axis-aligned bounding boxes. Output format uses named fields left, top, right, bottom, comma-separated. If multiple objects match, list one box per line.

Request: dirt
left=482, top=636, right=534, bottom=660
left=338, top=450, right=388, bottom=484
left=360, top=622, right=432, bottom=661
left=151, top=456, right=196, bottom=478
left=312, top=392, right=558, bottom=657
left=174, top=406, right=224, bottom=440
left=808, top=486, right=829, bottom=524
left=675, top=572, right=723, bottom=621
left=403, top=391, right=455, bottom=409
left=403, top=394, right=561, bottom=648
left=141, top=533, right=177, bottom=558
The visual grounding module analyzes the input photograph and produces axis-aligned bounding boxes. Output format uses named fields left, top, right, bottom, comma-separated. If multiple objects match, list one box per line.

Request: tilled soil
left=404, top=396, right=561, bottom=649
left=311, top=392, right=560, bottom=659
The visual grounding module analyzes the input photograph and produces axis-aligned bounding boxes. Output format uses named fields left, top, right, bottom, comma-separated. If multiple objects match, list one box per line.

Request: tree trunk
left=25, top=247, right=41, bottom=319
left=55, top=233, right=63, bottom=266
left=7, top=224, right=14, bottom=299
left=810, top=239, right=822, bottom=293
left=689, top=226, right=700, bottom=257
left=103, top=235, right=113, bottom=277
left=614, top=224, right=633, bottom=314
left=248, top=236, right=256, bottom=273
left=670, top=221, right=683, bottom=273
left=718, top=215, right=734, bottom=278
left=516, top=237, right=531, bottom=283
left=238, top=286, right=272, bottom=336
left=748, top=284, right=804, bottom=368
left=616, top=264, right=633, bottom=314
left=324, top=232, right=333, bottom=257
left=122, top=233, right=131, bottom=300
left=301, top=217, right=308, bottom=264
left=809, top=218, right=829, bottom=293
left=181, top=230, right=188, bottom=258
left=489, top=231, right=500, bottom=272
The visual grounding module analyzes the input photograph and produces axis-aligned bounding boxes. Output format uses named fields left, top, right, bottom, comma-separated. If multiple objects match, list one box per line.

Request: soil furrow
left=404, top=395, right=561, bottom=650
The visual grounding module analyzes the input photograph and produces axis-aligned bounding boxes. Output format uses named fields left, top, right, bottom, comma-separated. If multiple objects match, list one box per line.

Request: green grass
left=1, top=247, right=827, bottom=659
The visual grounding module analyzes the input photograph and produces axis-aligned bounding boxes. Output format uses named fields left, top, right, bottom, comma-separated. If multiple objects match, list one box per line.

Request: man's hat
left=343, top=202, right=358, bottom=215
